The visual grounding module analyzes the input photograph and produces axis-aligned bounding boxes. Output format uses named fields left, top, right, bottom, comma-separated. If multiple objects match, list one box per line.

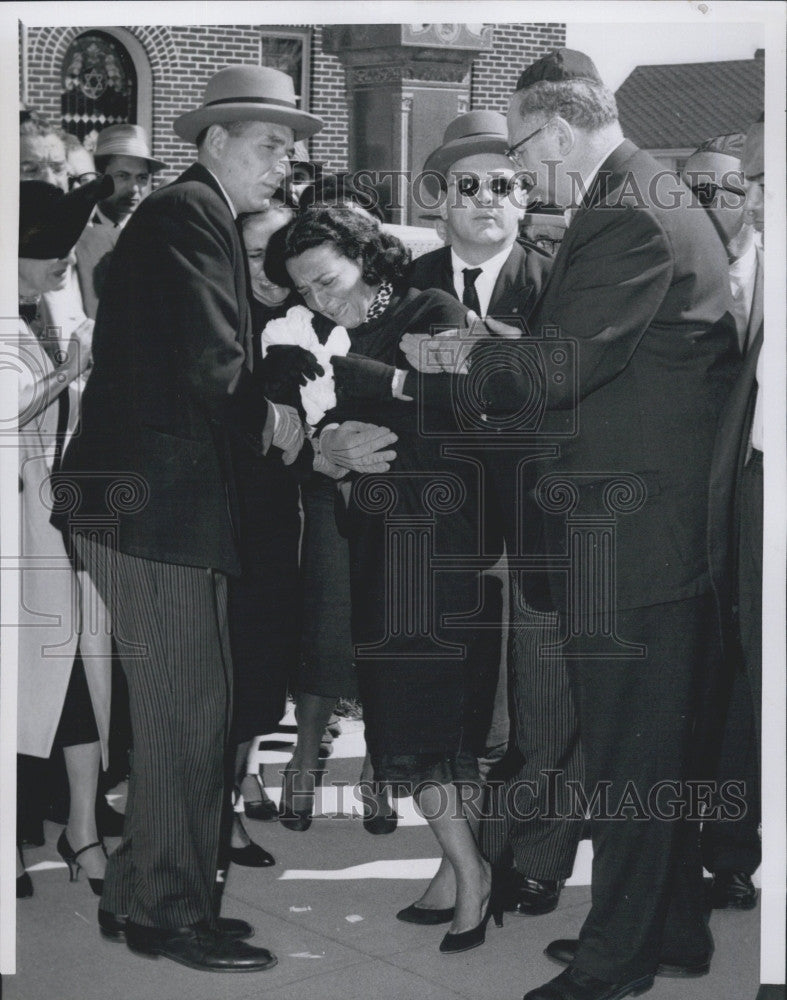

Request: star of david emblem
left=81, top=68, right=107, bottom=100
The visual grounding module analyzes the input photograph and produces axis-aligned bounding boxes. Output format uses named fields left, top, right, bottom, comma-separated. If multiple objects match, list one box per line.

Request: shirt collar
left=450, top=241, right=515, bottom=279
left=94, top=205, right=131, bottom=229
left=202, top=166, right=238, bottom=218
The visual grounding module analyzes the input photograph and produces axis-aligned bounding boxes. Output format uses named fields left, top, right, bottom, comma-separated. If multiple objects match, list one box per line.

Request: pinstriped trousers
left=481, top=578, right=584, bottom=880
left=74, top=534, right=233, bottom=928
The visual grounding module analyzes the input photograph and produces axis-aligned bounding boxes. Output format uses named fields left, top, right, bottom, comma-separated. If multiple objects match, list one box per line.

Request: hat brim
left=174, top=103, right=324, bottom=143
left=423, top=135, right=511, bottom=178
left=20, top=176, right=114, bottom=259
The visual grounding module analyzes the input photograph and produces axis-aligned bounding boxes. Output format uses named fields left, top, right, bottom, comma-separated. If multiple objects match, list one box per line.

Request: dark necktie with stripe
left=462, top=266, right=482, bottom=314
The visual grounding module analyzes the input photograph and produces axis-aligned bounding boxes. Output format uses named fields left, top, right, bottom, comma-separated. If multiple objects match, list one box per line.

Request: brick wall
left=309, top=25, right=349, bottom=172
left=21, top=22, right=565, bottom=181
left=472, top=23, right=566, bottom=112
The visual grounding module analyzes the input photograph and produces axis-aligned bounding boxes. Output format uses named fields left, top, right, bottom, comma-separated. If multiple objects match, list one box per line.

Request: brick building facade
left=20, top=21, right=565, bottom=185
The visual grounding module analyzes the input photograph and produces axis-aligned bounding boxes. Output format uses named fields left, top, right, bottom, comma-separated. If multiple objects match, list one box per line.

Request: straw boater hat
left=94, top=124, right=168, bottom=172
left=174, top=65, right=324, bottom=144
left=19, top=176, right=114, bottom=259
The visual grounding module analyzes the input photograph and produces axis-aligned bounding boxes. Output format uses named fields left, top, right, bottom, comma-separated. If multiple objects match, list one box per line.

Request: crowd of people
left=15, top=47, right=766, bottom=1000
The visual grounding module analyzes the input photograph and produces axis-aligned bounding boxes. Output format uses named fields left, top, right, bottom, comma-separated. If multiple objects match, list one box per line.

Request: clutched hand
left=259, top=344, right=324, bottom=401
left=319, top=421, right=398, bottom=473
left=331, top=353, right=396, bottom=401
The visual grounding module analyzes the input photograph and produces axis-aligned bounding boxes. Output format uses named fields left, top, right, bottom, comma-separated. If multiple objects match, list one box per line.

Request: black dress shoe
left=16, top=871, right=33, bottom=898
left=523, top=966, right=654, bottom=1000
left=99, top=909, right=253, bottom=942
left=513, top=876, right=564, bottom=915
left=124, top=920, right=276, bottom=972
left=396, top=903, right=455, bottom=925
left=709, top=870, right=757, bottom=910
left=229, top=842, right=275, bottom=867
left=545, top=940, right=710, bottom=979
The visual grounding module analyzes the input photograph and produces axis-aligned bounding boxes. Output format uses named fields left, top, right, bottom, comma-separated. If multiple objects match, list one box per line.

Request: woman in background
left=17, top=177, right=114, bottom=897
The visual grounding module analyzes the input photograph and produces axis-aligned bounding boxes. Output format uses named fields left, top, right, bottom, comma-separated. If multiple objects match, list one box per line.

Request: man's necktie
left=462, top=267, right=482, bottom=315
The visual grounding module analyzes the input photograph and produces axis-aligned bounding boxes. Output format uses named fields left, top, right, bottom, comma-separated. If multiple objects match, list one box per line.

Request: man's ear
left=554, top=118, right=575, bottom=157
left=204, top=123, right=228, bottom=159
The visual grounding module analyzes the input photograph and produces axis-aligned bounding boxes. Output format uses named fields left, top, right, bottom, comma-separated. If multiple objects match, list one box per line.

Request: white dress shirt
left=450, top=242, right=515, bottom=318
left=728, top=239, right=758, bottom=352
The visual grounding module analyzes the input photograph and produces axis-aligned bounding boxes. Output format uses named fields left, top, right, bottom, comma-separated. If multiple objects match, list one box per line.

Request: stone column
left=322, top=23, right=493, bottom=224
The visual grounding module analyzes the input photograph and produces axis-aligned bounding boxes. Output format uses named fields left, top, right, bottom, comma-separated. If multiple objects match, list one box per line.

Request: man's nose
left=476, top=182, right=494, bottom=205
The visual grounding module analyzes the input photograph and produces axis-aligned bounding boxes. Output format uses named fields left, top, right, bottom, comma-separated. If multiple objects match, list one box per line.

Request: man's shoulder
left=140, top=164, right=230, bottom=220
left=408, top=246, right=450, bottom=288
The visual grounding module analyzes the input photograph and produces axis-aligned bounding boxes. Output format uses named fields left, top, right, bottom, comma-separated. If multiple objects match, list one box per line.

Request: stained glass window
left=61, top=31, right=137, bottom=146
left=260, top=30, right=309, bottom=109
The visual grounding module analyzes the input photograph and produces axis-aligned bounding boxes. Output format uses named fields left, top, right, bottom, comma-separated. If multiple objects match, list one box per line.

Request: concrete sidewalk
left=8, top=718, right=760, bottom=1000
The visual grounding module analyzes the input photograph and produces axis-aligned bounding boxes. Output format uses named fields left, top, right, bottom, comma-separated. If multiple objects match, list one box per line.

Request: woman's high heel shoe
left=240, top=773, right=279, bottom=822
left=438, top=870, right=505, bottom=954
left=278, top=769, right=314, bottom=832
left=57, top=830, right=106, bottom=897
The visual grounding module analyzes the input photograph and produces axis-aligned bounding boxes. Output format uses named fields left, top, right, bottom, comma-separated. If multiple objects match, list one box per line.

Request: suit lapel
left=488, top=243, right=536, bottom=325
left=179, top=164, right=254, bottom=369
left=436, top=246, right=455, bottom=296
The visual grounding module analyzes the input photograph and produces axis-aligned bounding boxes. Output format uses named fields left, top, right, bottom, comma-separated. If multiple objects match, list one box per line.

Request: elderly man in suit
left=59, top=66, right=395, bottom=973
left=403, top=48, right=739, bottom=1000
left=408, top=112, right=581, bottom=921
left=681, top=133, right=762, bottom=911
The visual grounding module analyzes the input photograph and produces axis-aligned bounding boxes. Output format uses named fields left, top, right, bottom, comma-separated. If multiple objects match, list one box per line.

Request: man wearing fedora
left=75, top=124, right=168, bottom=318
left=59, top=65, right=343, bottom=973
left=403, top=49, right=739, bottom=1000
left=408, top=111, right=582, bottom=921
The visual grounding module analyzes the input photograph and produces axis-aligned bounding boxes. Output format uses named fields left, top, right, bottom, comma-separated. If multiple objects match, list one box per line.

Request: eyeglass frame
left=687, top=181, right=746, bottom=208
left=451, top=173, right=521, bottom=199
left=505, top=117, right=557, bottom=165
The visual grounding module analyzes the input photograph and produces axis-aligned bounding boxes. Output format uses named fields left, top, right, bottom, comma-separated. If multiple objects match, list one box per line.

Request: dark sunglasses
left=689, top=182, right=745, bottom=207
left=453, top=174, right=520, bottom=198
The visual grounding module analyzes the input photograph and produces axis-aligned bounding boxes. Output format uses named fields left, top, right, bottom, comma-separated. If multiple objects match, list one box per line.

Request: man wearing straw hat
left=59, top=65, right=392, bottom=973
left=75, top=124, right=168, bottom=318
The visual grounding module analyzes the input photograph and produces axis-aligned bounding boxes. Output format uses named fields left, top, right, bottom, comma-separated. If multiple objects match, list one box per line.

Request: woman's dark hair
left=266, top=203, right=410, bottom=290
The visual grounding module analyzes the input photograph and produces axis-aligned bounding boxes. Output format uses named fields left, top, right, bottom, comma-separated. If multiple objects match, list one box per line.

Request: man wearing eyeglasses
left=403, top=48, right=739, bottom=1000
left=408, top=111, right=581, bottom=925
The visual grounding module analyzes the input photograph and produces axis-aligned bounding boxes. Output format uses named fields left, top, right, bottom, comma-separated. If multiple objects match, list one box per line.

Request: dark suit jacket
left=407, top=239, right=552, bottom=329
left=407, top=239, right=554, bottom=601
left=59, top=162, right=270, bottom=576
left=708, top=246, right=763, bottom=658
left=423, top=140, right=740, bottom=612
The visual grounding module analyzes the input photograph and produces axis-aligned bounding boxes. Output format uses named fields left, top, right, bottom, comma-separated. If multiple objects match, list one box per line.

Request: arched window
left=60, top=31, right=137, bottom=149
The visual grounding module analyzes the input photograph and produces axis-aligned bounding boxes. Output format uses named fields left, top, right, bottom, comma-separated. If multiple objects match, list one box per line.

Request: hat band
left=204, top=95, right=298, bottom=110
